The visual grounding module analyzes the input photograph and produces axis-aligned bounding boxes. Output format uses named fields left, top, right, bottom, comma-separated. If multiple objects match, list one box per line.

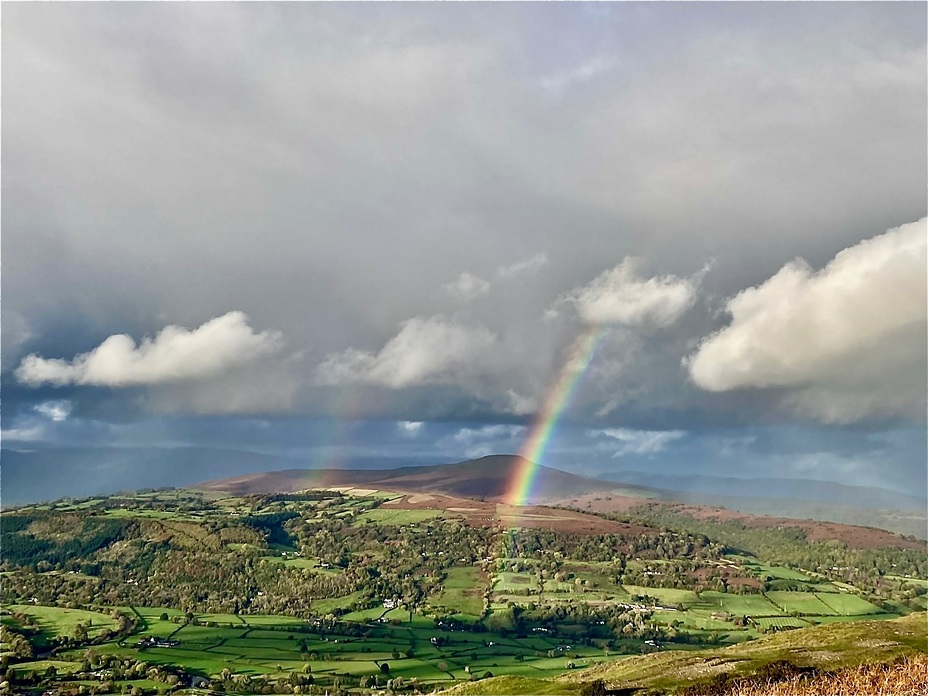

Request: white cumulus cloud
left=686, top=218, right=927, bottom=423
left=557, top=258, right=703, bottom=326
left=316, top=315, right=497, bottom=388
left=15, top=311, right=283, bottom=387
left=34, top=400, right=73, bottom=422
left=398, top=420, right=424, bottom=436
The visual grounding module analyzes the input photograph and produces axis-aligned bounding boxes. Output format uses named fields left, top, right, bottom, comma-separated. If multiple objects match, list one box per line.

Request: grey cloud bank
left=3, top=3, right=925, bottom=494
left=687, top=219, right=927, bottom=424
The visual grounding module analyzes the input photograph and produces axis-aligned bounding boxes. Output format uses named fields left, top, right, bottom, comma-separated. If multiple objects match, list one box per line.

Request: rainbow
left=506, top=324, right=606, bottom=505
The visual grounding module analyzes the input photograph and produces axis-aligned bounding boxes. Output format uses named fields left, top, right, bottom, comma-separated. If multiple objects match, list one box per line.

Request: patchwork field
left=4, top=484, right=925, bottom=695
left=443, top=613, right=928, bottom=696
left=4, top=604, right=622, bottom=687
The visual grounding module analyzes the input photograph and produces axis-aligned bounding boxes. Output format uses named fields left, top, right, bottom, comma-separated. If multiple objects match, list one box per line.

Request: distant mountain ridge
left=1, top=447, right=430, bottom=507
left=598, top=470, right=926, bottom=511
left=5, top=448, right=923, bottom=541
left=200, top=454, right=652, bottom=503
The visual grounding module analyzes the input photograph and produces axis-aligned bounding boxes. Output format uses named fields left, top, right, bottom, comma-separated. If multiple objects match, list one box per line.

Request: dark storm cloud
left=2, top=3, right=926, bottom=491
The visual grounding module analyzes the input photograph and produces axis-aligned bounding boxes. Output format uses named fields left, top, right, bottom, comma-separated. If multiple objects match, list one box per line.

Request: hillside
left=3, top=486, right=925, bottom=696
left=202, top=455, right=927, bottom=551
left=559, top=493, right=926, bottom=552
left=439, top=612, right=928, bottom=695
left=595, top=471, right=928, bottom=538
left=598, top=472, right=926, bottom=511
left=200, top=454, right=652, bottom=502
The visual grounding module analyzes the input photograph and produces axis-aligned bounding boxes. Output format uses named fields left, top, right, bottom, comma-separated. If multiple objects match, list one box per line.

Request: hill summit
left=200, top=454, right=639, bottom=502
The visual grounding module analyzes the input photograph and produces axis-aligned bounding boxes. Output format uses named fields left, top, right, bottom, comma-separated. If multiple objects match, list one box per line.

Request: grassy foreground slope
left=439, top=613, right=928, bottom=695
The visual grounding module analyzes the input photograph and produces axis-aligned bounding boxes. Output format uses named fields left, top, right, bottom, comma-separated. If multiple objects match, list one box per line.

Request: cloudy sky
left=3, top=3, right=926, bottom=495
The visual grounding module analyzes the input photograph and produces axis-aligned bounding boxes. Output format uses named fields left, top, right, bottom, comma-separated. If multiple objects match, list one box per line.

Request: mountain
left=665, top=493, right=928, bottom=539
left=0, top=446, right=441, bottom=507
left=598, top=471, right=926, bottom=511
left=0, top=447, right=295, bottom=506
left=200, top=454, right=654, bottom=502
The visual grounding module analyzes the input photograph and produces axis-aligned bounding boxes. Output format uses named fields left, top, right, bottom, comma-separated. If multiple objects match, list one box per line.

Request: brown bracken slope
left=199, top=454, right=647, bottom=502
left=559, top=493, right=926, bottom=551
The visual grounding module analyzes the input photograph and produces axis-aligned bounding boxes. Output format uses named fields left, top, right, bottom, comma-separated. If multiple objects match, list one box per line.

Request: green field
left=310, top=592, right=365, bottom=614
left=748, top=564, right=815, bottom=582
left=432, top=567, right=487, bottom=618
left=650, top=610, right=733, bottom=631
left=260, top=555, right=321, bottom=569
left=621, top=586, right=700, bottom=606
left=43, top=610, right=613, bottom=685
left=5, top=660, right=83, bottom=675
left=764, top=591, right=838, bottom=615
left=494, top=571, right=540, bottom=594
left=104, top=508, right=200, bottom=520
left=444, top=613, right=928, bottom=695
left=353, top=508, right=444, bottom=525
left=696, top=592, right=779, bottom=617
left=6, top=605, right=119, bottom=641
left=814, top=592, right=885, bottom=616
left=753, top=616, right=810, bottom=630
left=889, top=575, right=928, bottom=587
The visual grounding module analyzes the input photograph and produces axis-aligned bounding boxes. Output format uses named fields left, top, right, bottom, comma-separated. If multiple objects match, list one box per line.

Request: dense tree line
left=1, top=513, right=129, bottom=568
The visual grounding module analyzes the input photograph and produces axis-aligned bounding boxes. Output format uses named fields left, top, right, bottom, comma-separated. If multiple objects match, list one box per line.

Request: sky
left=3, top=3, right=926, bottom=495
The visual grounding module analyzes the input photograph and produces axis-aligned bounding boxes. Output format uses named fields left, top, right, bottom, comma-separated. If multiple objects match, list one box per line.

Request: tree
left=380, top=662, right=390, bottom=674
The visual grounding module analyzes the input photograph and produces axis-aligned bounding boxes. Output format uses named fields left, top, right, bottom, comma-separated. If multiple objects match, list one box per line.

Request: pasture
left=765, top=591, right=837, bottom=616
left=621, top=586, right=700, bottom=607
left=6, top=660, right=83, bottom=676
left=696, top=592, right=780, bottom=617
left=650, top=610, right=732, bottom=631
left=753, top=616, right=810, bottom=630
left=44, top=607, right=615, bottom=686
left=750, top=564, right=815, bottom=582
left=431, top=567, right=487, bottom=618
left=814, top=592, right=884, bottom=616
left=353, top=508, right=444, bottom=526
left=493, top=571, right=540, bottom=594
left=310, top=592, right=366, bottom=614
left=6, top=605, right=119, bottom=642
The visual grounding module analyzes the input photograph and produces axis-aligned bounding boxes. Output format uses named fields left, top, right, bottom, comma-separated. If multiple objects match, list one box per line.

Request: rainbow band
left=507, top=324, right=606, bottom=506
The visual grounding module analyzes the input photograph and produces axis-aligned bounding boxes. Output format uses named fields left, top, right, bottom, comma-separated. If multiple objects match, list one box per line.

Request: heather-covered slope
left=200, top=454, right=652, bottom=503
